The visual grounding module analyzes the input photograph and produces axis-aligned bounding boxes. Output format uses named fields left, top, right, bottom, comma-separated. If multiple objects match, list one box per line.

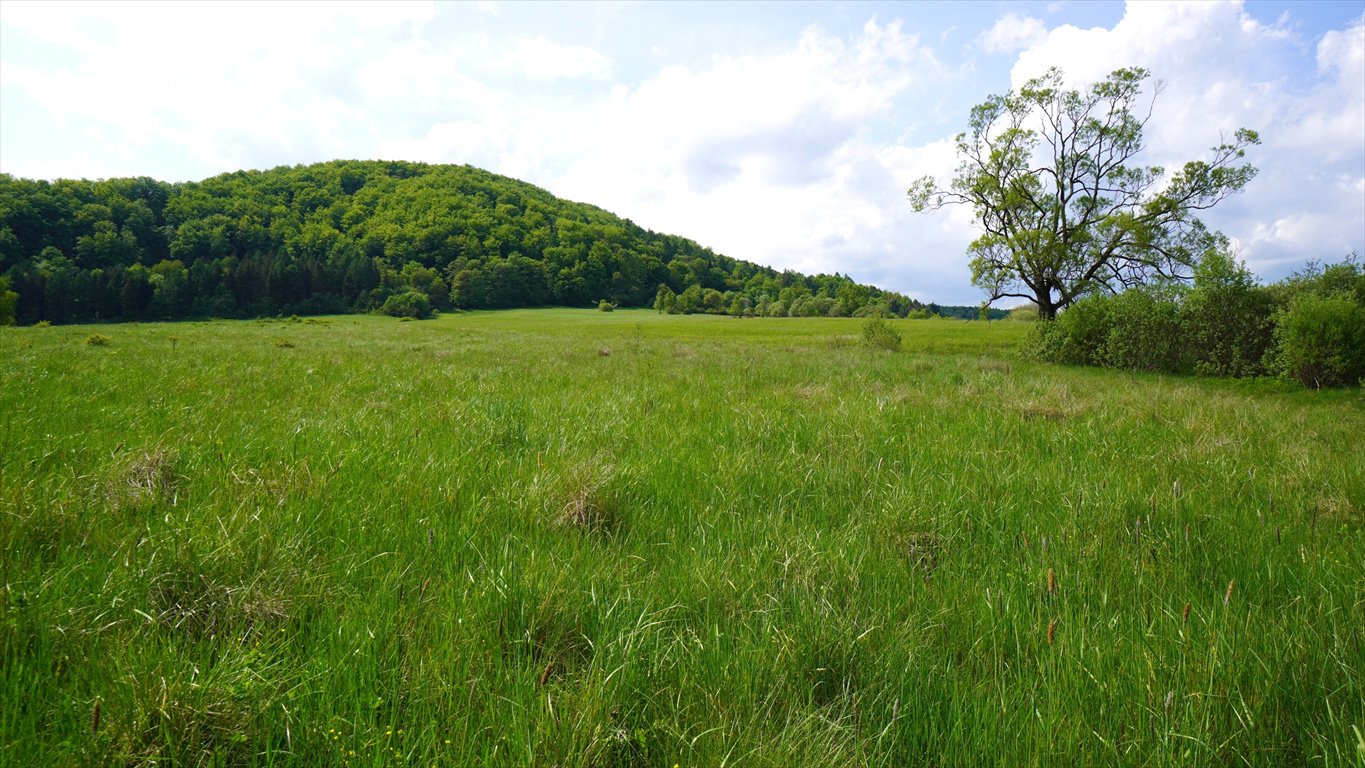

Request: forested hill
left=0, top=160, right=922, bottom=325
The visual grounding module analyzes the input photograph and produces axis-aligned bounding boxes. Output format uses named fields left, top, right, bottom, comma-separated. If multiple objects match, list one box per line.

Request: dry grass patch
left=784, top=383, right=830, bottom=402
left=977, top=357, right=1012, bottom=374
left=1313, top=495, right=1359, bottom=526
left=1017, top=403, right=1073, bottom=421
left=105, top=448, right=179, bottom=512
left=555, top=460, right=625, bottom=536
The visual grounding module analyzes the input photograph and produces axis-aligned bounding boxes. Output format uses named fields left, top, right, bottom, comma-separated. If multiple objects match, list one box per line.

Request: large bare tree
left=908, top=67, right=1259, bottom=320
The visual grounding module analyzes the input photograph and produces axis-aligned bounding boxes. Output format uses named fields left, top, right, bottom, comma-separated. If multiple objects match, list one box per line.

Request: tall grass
left=1, top=310, right=1361, bottom=766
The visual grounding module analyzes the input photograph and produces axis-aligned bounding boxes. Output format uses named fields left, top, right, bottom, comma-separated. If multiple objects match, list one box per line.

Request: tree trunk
left=1036, top=294, right=1058, bottom=321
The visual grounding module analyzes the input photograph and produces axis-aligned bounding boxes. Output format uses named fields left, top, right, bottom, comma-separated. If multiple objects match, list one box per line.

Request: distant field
left=2, top=310, right=1361, bottom=767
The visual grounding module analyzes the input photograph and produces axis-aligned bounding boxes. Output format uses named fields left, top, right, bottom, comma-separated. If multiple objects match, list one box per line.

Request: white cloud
left=541, top=20, right=946, bottom=286
left=503, top=37, right=613, bottom=81
left=0, top=1, right=438, bottom=177
left=1317, top=15, right=1365, bottom=76
left=976, top=14, right=1048, bottom=55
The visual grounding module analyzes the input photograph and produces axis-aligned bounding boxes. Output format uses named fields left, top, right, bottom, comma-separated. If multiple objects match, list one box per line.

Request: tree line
left=0, top=160, right=921, bottom=325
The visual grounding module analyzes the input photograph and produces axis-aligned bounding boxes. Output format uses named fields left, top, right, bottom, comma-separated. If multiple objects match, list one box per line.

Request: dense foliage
left=1027, top=253, right=1365, bottom=387
left=0, top=161, right=920, bottom=325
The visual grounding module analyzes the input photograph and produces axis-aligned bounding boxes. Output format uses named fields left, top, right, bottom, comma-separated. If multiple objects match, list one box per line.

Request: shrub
left=380, top=290, right=433, bottom=319
left=1271, top=293, right=1365, bottom=388
left=1030, top=288, right=1186, bottom=373
left=1183, top=251, right=1276, bottom=377
left=1027, top=254, right=1363, bottom=389
left=598, top=299, right=616, bottom=312
left=1026, top=294, right=1115, bottom=366
left=86, top=334, right=111, bottom=346
left=861, top=317, right=902, bottom=351
left=1007, top=303, right=1039, bottom=322
left=1269, top=255, right=1365, bottom=308
left=1101, top=287, right=1188, bottom=373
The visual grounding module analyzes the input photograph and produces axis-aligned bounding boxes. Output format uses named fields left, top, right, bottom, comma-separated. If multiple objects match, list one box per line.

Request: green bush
left=1183, top=251, right=1276, bottom=377
left=598, top=299, right=616, bottom=312
left=86, top=334, right=111, bottom=346
left=1269, top=256, right=1365, bottom=308
left=1101, top=288, right=1188, bottom=373
left=380, top=290, right=433, bottom=319
left=861, top=317, right=902, bottom=351
left=1024, top=254, right=1363, bottom=389
left=1026, top=289, right=1185, bottom=372
left=1271, top=294, right=1365, bottom=388
left=1026, top=294, right=1115, bottom=366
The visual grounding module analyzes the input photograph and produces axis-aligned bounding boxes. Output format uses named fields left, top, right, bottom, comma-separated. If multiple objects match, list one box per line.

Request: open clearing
left=2, top=310, right=1361, bottom=766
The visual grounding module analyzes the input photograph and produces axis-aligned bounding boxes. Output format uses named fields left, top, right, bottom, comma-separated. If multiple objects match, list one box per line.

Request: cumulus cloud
left=0, top=1, right=438, bottom=177
left=541, top=20, right=948, bottom=286
left=503, top=37, right=613, bottom=81
left=976, top=14, right=1048, bottom=55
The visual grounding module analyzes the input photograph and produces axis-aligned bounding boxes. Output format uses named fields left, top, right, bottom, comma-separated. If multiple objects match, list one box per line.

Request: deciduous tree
left=909, top=67, right=1258, bottom=320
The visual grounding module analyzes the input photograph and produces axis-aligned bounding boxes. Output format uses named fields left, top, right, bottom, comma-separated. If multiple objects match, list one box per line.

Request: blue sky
left=2, top=0, right=1362, bottom=304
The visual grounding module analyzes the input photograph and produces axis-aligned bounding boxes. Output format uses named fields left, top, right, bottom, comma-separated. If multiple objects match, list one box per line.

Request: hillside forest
left=0, top=160, right=930, bottom=325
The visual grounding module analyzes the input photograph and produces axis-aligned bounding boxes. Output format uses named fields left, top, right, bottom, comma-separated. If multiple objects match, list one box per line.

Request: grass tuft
left=556, top=461, right=626, bottom=537
left=105, top=447, right=179, bottom=512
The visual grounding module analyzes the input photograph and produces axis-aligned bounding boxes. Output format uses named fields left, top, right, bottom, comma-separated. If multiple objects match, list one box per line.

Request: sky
left=1, top=0, right=1362, bottom=305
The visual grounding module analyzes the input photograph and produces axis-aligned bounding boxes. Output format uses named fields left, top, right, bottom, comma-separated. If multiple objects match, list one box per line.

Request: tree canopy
left=909, top=67, right=1259, bottom=320
left=0, top=160, right=920, bottom=325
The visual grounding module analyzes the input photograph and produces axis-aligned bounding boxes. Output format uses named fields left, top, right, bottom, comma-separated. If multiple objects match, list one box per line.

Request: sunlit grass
left=1, top=310, right=1361, bottom=766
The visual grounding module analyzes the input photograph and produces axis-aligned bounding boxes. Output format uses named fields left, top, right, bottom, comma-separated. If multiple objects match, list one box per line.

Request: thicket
left=1027, top=252, right=1364, bottom=388
left=379, top=290, right=434, bottom=320
left=0, top=161, right=920, bottom=325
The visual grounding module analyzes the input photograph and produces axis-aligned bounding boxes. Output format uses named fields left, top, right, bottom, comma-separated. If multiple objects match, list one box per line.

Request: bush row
left=1025, top=253, right=1365, bottom=388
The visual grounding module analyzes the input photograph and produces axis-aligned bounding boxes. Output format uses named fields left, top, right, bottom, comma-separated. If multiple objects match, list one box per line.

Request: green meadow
left=2, top=310, right=1361, bottom=767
